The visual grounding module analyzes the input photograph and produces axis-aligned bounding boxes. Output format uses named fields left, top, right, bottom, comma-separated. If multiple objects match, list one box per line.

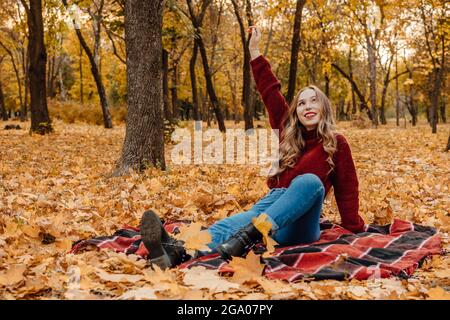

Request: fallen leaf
left=229, top=251, right=265, bottom=284
left=252, top=213, right=278, bottom=257
left=183, top=266, right=240, bottom=292
left=0, top=264, right=27, bottom=286
left=426, top=287, right=450, bottom=300
left=118, top=287, right=157, bottom=300
left=256, top=277, right=293, bottom=295
left=174, top=222, right=212, bottom=254
left=95, top=269, right=143, bottom=283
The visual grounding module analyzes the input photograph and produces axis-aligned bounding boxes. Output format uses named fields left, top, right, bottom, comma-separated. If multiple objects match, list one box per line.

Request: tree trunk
left=440, top=98, right=446, bottom=123
left=162, top=49, right=172, bottom=121
left=114, top=0, right=166, bottom=175
left=348, top=48, right=356, bottom=115
left=430, top=66, right=444, bottom=133
left=62, top=0, right=112, bottom=129
left=24, top=0, right=53, bottom=134
left=231, top=0, right=253, bottom=130
left=79, top=43, right=83, bottom=104
left=380, top=55, right=394, bottom=126
left=190, top=40, right=200, bottom=121
left=286, top=0, right=306, bottom=104
left=366, top=36, right=378, bottom=127
left=324, top=73, right=330, bottom=97
left=0, top=77, right=8, bottom=121
left=446, top=134, right=450, bottom=151
left=170, top=61, right=179, bottom=118
left=263, top=15, right=274, bottom=57
left=395, top=51, right=399, bottom=126
left=187, top=0, right=225, bottom=132
left=332, top=62, right=372, bottom=120
left=0, top=41, right=24, bottom=119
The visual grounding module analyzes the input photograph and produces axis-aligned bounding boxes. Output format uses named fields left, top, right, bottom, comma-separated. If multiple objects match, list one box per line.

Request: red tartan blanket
left=69, top=218, right=442, bottom=281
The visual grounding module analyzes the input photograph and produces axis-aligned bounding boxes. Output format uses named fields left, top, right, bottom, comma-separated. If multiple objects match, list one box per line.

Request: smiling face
left=296, top=88, right=322, bottom=131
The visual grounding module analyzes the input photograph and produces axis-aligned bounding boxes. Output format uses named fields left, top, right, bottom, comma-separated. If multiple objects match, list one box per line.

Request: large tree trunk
left=286, top=0, right=306, bottom=104
left=62, top=0, right=112, bottom=129
left=187, top=0, right=225, bottom=132
left=114, top=0, right=166, bottom=175
left=23, top=0, right=53, bottom=134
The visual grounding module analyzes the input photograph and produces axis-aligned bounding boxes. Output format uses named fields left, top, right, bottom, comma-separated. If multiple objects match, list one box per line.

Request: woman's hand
left=248, top=25, right=262, bottom=61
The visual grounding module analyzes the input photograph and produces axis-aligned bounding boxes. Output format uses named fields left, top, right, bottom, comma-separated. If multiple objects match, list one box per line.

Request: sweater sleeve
left=331, top=134, right=366, bottom=233
left=250, top=55, right=289, bottom=133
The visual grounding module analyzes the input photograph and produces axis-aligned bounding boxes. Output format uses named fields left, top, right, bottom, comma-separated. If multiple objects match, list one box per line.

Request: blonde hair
left=271, top=85, right=338, bottom=178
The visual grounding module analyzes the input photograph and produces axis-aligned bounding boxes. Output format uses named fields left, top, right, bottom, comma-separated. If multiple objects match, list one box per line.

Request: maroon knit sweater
left=250, top=55, right=365, bottom=233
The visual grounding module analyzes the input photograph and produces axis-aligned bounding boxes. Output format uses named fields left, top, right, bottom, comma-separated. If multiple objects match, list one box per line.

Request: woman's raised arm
left=248, top=26, right=289, bottom=133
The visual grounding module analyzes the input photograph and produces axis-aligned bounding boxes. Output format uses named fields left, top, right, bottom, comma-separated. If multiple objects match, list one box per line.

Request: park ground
left=0, top=119, right=449, bottom=299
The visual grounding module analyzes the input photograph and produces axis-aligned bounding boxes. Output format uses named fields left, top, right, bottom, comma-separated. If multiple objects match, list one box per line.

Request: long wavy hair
left=270, top=85, right=338, bottom=178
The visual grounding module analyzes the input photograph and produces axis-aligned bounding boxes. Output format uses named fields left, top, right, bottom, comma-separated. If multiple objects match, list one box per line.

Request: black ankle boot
left=216, top=223, right=263, bottom=261
left=140, top=210, right=188, bottom=269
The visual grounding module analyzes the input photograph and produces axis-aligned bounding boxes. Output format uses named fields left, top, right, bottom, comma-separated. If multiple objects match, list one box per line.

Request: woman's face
left=296, top=88, right=322, bottom=131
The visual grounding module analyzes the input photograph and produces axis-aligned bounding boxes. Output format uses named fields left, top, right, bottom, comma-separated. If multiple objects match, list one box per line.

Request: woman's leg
left=206, top=188, right=286, bottom=249
left=264, top=173, right=325, bottom=245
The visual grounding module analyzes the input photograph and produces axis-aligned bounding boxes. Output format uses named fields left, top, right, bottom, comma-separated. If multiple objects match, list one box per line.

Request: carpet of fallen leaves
left=0, top=119, right=449, bottom=300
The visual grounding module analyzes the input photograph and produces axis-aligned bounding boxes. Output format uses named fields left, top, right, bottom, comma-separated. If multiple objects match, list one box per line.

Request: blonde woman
left=140, top=26, right=366, bottom=269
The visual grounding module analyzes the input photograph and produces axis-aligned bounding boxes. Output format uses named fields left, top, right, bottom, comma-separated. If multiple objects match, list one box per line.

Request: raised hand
left=247, top=26, right=262, bottom=60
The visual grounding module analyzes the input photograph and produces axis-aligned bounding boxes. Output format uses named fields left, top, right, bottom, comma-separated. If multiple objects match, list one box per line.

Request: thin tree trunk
left=0, top=76, right=8, bottom=121
left=62, top=0, right=112, bottom=129
left=231, top=0, right=253, bottom=130
left=366, top=36, right=378, bottom=127
left=263, top=15, right=274, bottom=57
left=187, top=0, right=225, bottom=132
left=286, top=0, right=306, bottom=104
left=79, top=43, right=83, bottom=104
left=440, top=98, right=446, bottom=123
left=22, top=48, right=29, bottom=121
left=190, top=40, right=200, bottom=121
left=380, top=55, right=394, bottom=126
left=171, top=60, right=179, bottom=118
left=0, top=41, right=24, bottom=117
left=332, top=62, right=372, bottom=120
left=162, top=49, right=172, bottom=121
left=395, top=50, right=399, bottom=126
left=114, top=0, right=166, bottom=175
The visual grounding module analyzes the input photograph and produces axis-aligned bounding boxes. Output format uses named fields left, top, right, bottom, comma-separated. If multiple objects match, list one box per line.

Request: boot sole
left=140, top=210, right=165, bottom=260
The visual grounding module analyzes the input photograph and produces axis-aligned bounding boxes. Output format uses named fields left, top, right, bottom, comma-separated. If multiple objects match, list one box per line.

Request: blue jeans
left=207, top=173, right=325, bottom=249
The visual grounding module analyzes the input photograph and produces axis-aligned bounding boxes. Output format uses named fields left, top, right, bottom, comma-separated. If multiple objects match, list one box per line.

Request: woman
left=141, top=26, right=366, bottom=269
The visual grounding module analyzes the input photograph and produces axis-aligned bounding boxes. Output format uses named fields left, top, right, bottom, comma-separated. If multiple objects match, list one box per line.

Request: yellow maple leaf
left=173, top=222, right=212, bottom=255
left=427, top=287, right=450, bottom=300
left=252, top=213, right=278, bottom=257
left=229, top=251, right=265, bottom=284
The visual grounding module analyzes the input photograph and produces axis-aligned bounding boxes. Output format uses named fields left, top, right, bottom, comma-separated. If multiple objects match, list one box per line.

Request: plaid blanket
left=70, top=218, right=442, bottom=281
